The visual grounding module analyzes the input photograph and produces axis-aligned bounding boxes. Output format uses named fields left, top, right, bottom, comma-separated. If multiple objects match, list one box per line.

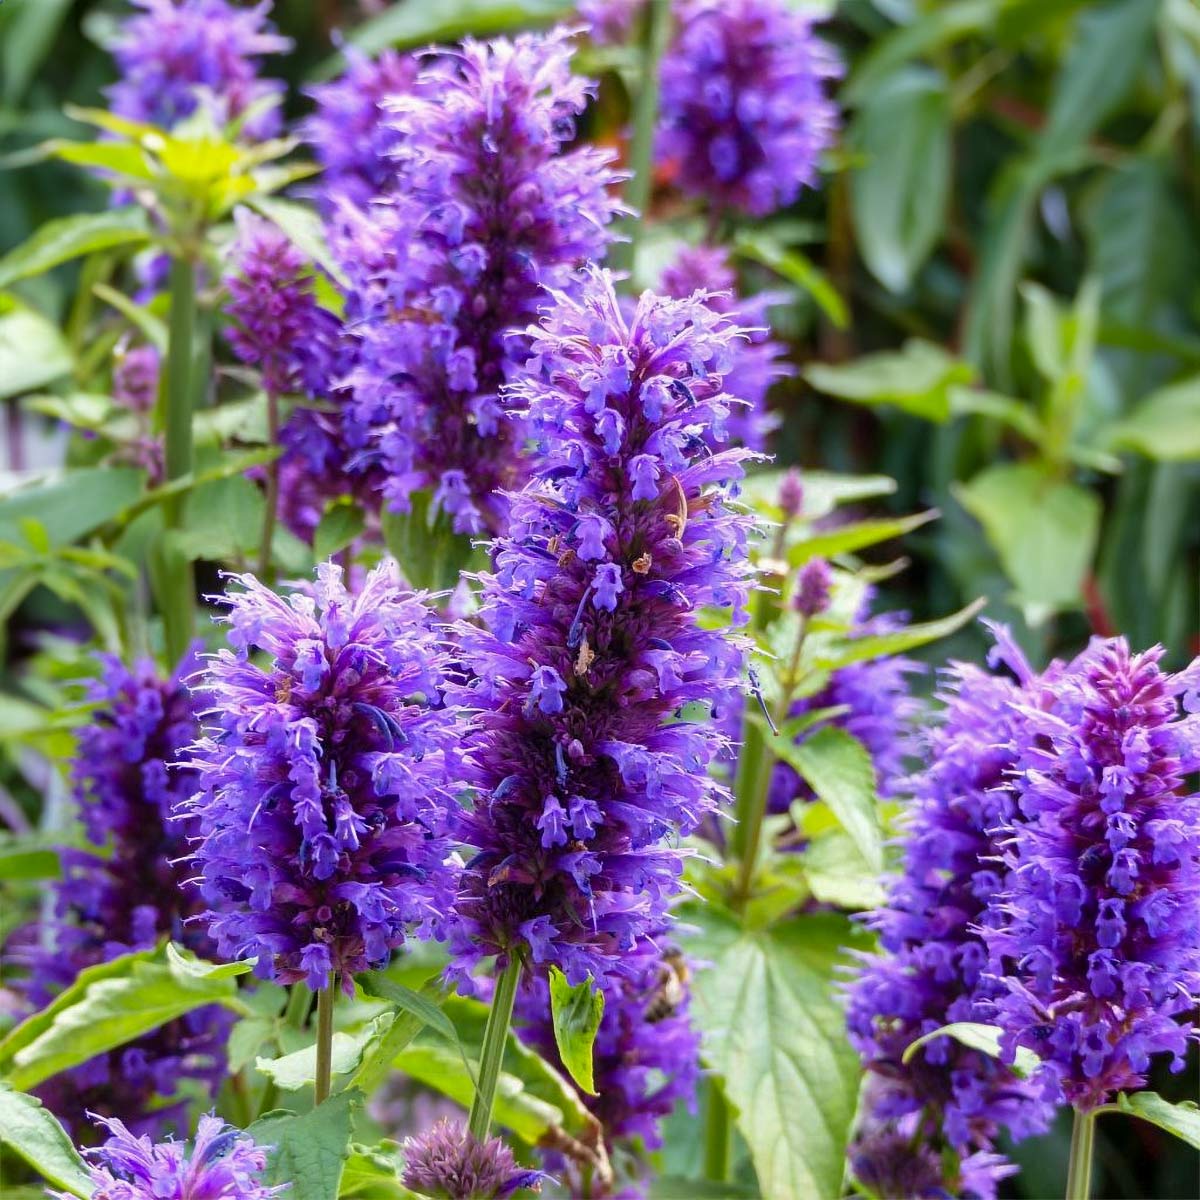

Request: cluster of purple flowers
left=578, top=0, right=646, bottom=45
left=109, top=0, right=289, bottom=139
left=183, top=562, right=464, bottom=992
left=845, top=632, right=1055, bottom=1198
left=444, top=267, right=753, bottom=986
left=401, top=1119, right=542, bottom=1200
left=15, top=653, right=228, bottom=1136
left=658, top=0, right=840, bottom=217
left=659, top=244, right=788, bottom=451
left=58, top=1113, right=282, bottom=1200
left=516, top=939, right=700, bottom=1195
left=342, top=30, right=624, bottom=534
left=987, top=638, right=1200, bottom=1111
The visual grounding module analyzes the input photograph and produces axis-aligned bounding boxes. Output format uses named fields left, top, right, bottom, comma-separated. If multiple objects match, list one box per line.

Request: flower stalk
left=468, top=954, right=523, bottom=1141
left=315, top=973, right=336, bottom=1106
left=1065, top=1108, right=1096, bottom=1200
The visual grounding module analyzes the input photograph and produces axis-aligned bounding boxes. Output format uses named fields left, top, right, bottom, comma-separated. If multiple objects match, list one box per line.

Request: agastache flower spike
left=183, top=561, right=464, bottom=992
left=987, top=637, right=1200, bottom=1111
left=57, top=1113, right=285, bottom=1200
left=402, top=1119, right=543, bottom=1200
left=445, top=267, right=754, bottom=985
left=657, top=0, right=840, bottom=218
left=13, top=651, right=228, bottom=1137
left=343, top=30, right=625, bottom=533
left=109, top=0, right=290, bottom=139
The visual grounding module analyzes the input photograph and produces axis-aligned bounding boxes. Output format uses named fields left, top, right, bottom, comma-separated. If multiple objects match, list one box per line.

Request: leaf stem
left=314, top=973, right=336, bottom=1106
left=467, top=953, right=522, bottom=1141
left=1065, top=1107, right=1096, bottom=1200
left=703, top=1079, right=733, bottom=1182
left=612, top=0, right=671, bottom=280
left=161, top=254, right=197, bottom=665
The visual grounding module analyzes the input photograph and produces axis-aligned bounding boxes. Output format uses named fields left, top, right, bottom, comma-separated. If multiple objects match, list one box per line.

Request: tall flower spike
left=402, top=1119, right=542, bottom=1200
left=13, top=651, right=228, bottom=1137
left=109, top=0, right=290, bottom=139
left=305, top=46, right=419, bottom=207
left=988, top=638, right=1200, bottom=1111
left=183, top=561, right=464, bottom=992
left=657, top=0, right=840, bottom=218
left=57, top=1113, right=285, bottom=1200
left=844, top=630, right=1057, bottom=1194
left=343, top=29, right=625, bottom=534
left=446, top=267, right=754, bottom=985
left=516, top=938, right=700, bottom=1195
left=659, top=244, right=789, bottom=452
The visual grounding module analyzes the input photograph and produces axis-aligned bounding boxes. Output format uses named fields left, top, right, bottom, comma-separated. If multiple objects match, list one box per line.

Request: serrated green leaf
left=0, top=1083, right=93, bottom=1198
left=248, top=1091, right=361, bottom=1200
left=901, top=1022, right=1041, bottom=1079
left=548, top=967, right=604, bottom=1097
left=0, top=209, right=150, bottom=291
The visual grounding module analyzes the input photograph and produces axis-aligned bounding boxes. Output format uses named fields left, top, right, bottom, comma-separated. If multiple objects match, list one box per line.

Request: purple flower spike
left=113, top=344, right=160, bottom=415
left=402, top=1119, right=543, bottom=1200
left=658, top=0, right=840, bottom=217
left=791, top=557, right=832, bottom=618
left=11, top=651, right=228, bottom=1137
left=844, top=631, right=1056, bottom=1178
left=659, top=244, right=790, bottom=451
left=988, top=638, right=1200, bottom=1111
left=57, top=1113, right=285, bottom=1200
left=183, top=561, right=465, bottom=992
left=342, top=29, right=624, bottom=534
left=109, top=0, right=290, bottom=139
left=445, top=267, right=754, bottom=986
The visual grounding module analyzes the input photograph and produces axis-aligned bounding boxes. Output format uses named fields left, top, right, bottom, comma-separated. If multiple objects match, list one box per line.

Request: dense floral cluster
left=343, top=30, right=624, bottom=533
left=987, top=638, right=1200, bottom=1110
left=845, top=632, right=1056, bottom=1196
left=15, top=652, right=228, bottom=1136
left=659, top=244, right=788, bottom=451
left=305, top=46, right=418, bottom=207
left=183, top=562, right=463, bottom=991
left=445, top=267, right=754, bottom=985
left=401, top=1119, right=542, bottom=1200
left=517, top=939, right=700, bottom=1194
left=57, top=1114, right=283, bottom=1200
left=109, top=0, right=289, bottom=139
left=658, top=0, right=840, bottom=217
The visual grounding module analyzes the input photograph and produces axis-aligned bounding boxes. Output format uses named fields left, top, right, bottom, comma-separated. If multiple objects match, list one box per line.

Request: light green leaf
left=772, top=726, right=882, bottom=874
left=804, top=340, right=973, bottom=422
left=1106, top=376, right=1200, bottom=461
left=339, top=1144, right=414, bottom=1199
left=93, top=283, right=168, bottom=352
left=345, top=0, right=573, bottom=57
left=901, top=1022, right=1041, bottom=1079
left=357, top=973, right=460, bottom=1050
left=0, top=1083, right=94, bottom=1198
left=1108, top=1091, right=1200, bottom=1150
left=0, top=209, right=150, bottom=291
left=850, top=67, right=950, bottom=292
left=0, top=840, right=60, bottom=882
left=248, top=1091, right=361, bottom=1200
left=949, top=386, right=1043, bottom=442
left=733, top=232, right=848, bottom=329
left=0, top=467, right=144, bottom=547
left=955, top=463, right=1101, bottom=624
left=247, top=196, right=348, bottom=288
left=0, top=298, right=73, bottom=400
left=739, top=470, right=896, bottom=522
left=314, top=500, right=366, bottom=563
left=258, top=1017, right=391, bottom=1093
left=689, top=912, right=864, bottom=1200
left=800, top=831, right=886, bottom=911
left=791, top=509, right=938, bottom=564
left=548, top=968, right=604, bottom=1097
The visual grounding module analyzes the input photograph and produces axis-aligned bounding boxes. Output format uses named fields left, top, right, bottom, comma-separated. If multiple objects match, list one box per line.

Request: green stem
left=314, top=974, right=336, bottom=1106
left=702, top=1079, right=733, bottom=1182
left=161, top=254, right=197, bottom=666
left=258, top=390, right=280, bottom=581
left=612, top=0, right=671, bottom=279
left=1065, top=1107, right=1096, bottom=1200
left=467, top=954, right=522, bottom=1141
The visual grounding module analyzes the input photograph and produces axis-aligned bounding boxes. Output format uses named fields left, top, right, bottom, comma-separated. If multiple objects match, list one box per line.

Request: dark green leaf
left=0, top=1083, right=93, bottom=1198
left=0, top=209, right=149, bottom=291
left=314, top=501, right=366, bottom=563
left=248, top=1091, right=361, bottom=1200
left=379, top=491, right=475, bottom=593
left=345, top=0, right=573, bottom=57
left=0, top=0, right=75, bottom=107
left=548, top=967, right=604, bottom=1097
left=0, top=840, right=60, bottom=882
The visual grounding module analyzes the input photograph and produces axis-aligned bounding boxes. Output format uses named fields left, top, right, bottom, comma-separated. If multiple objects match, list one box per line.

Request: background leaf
left=0, top=1083, right=94, bottom=1198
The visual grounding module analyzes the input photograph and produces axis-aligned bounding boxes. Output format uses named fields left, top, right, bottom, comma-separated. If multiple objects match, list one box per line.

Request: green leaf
left=800, top=831, right=885, bottom=911
left=689, top=911, right=864, bottom=1200
left=733, top=232, right=848, bottom=329
left=345, top=0, right=573, bottom=57
left=954, top=463, right=1101, bottom=624
left=380, top=491, right=475, bottom=593
left=0, top=298, right=73, bottom=399
left=93, top=283, right=168, bottom=352
left=809, top=598, right=985, bottom=671
left=258, top=1017, right=392, bottom=1093
left=0, top=840, right=60, bottom=882
left=772, top=726, right=882, bottom=874
left=339, top=1144, right=413, bottom=1200
left=0, top=0, right=75, bottom=107
left=949, top=386, right=1043, bottom=442
left=0, top=1083, right=94, bottom=1198
left=247, top=195, right=348, bottom=288
left=804, top=341, right=973, bottom=422
left=1106, top=375, right=1200, bottom=461
left=901, top=1022, right=1041, bottom=1079
left=0, top=209, right=150, bottom=291
left=850, top=67, right=950, bottom=292
left=0, top=468, right=144, bottom=547
left=248, top=1091, right=361, bottom=1200
left=357, top=973, right=460, bottom=1051
left=0, top=944, right=251, bottom=1091
left=548, top=968, right=604, bottom=1097
left=314, top=500, right=366, bottom=563
left=791, top=509, right=938, bottom=564
left=1108, top=1091, right=1200, bottom=1150
left=739, top=470, right=897, bottom=522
